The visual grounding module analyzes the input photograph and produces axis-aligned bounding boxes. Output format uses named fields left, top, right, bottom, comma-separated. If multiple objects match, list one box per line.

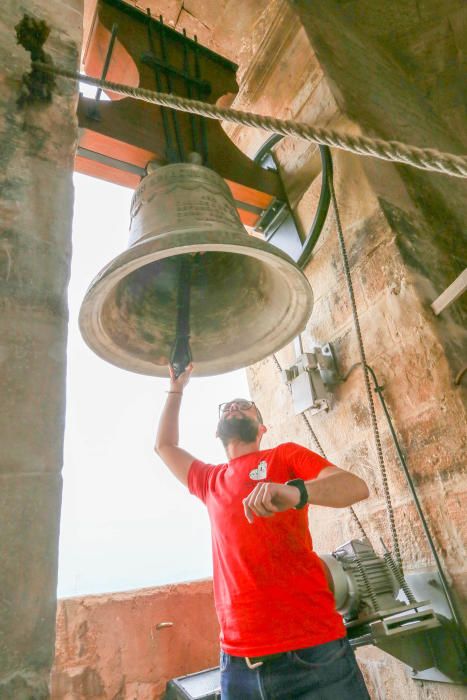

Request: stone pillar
left=0, top=2, right=81, bottom=697
left=226, top=1, right=466, bottom=697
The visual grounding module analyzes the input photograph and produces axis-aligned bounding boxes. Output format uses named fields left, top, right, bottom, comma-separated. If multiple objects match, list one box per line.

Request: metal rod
left=140, top=51, right=210, bottom=94
left=146, top=8, right=175, bottom=162
left=158, top=15, right=185, bottom=162
left=193, top=35, right=209, bottom=165
left=87, top=22, right=119, bottom=119
left=76, top=146, right=146, bottom=176
left=182, top=28, right=199, bottom=153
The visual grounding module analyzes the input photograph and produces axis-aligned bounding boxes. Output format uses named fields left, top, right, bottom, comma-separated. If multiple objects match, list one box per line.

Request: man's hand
left=169, top=362, right=193, bottom=393
left=243, top=482, right=301, bottom=523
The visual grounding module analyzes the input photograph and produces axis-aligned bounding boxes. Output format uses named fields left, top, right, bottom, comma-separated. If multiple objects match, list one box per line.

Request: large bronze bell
left=79, top=163, right=313, bottom=376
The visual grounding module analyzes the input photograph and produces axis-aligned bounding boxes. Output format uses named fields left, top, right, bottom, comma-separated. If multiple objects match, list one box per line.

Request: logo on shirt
left=249, top=460, right=267, bottom=481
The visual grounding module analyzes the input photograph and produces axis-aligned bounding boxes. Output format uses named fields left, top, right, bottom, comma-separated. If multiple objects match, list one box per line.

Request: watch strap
left=286, top=478, right=308, bottom=509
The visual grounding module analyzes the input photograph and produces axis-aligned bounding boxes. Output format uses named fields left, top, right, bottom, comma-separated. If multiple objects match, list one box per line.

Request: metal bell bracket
left=281, top=343, right=339, bottom=415
left=253, top=136, right=331, bottom=268
left=73, top=0, right=284, bottom=226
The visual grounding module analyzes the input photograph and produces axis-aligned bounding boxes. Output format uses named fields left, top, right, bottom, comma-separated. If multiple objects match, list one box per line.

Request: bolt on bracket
left=282, top=342, right=339, bottom=415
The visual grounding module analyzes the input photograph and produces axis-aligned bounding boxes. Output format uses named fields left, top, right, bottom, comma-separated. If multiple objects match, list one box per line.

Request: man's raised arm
left=154, top=364, right=197, bottom=487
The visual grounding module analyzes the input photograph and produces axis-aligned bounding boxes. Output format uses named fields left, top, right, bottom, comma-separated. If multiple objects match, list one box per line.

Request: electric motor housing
left=320, top=539, right=404, bottom=620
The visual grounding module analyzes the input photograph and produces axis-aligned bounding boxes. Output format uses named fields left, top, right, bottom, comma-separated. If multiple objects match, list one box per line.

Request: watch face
left=249, top=460, right=267, bottom=481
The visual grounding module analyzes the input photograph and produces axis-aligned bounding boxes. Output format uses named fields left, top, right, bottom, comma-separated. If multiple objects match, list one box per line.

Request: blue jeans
left=220, top=637, right=370, bottom=699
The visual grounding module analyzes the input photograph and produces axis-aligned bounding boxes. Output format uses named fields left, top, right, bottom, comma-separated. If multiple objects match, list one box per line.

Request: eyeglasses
left=218, top=400, right=255, bottom=417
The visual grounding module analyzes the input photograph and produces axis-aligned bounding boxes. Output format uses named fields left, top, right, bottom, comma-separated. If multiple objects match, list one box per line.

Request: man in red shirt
left=156, top=365, right=371, bottom=699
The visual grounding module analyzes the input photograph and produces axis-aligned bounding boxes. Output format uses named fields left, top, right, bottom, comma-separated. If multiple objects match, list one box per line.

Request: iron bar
left=87, top=22, right=119, bottom=120
left=146, top=8, right=176, bottom=162
left=76, top=146, right=146, bottom=176
left=140, top=50, right=210, bottom=95
left=158, top=15, right=185, bottom=162
left=193, top=35, right=209, bottom=165
left=182, top=28, right=199, bottom=154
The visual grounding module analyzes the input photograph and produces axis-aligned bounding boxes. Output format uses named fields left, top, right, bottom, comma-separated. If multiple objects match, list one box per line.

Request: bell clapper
left=170, top=255, right=194, bottom=378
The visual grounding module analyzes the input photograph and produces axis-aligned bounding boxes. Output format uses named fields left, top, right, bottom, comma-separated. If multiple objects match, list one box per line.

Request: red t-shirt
left=188, top=441, right=346, bottom=656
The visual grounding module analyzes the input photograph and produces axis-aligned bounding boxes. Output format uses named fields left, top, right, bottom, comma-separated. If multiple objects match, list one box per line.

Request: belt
left=244, top=652, right=286, bottom=669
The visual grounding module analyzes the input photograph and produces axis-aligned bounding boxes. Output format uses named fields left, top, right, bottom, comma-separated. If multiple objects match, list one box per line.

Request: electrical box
left=282, top=343, right=339, bottom=415
left=165, top=667, right=220, bottom=700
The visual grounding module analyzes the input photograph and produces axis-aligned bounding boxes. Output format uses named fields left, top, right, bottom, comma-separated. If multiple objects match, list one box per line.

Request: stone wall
left=1, top=1, right=465, bottom=697
left=228, top=1, right=466, bottom=697
left=0, top=1, right=81, bottom=697
left=51, top=580, right=220, bottom=699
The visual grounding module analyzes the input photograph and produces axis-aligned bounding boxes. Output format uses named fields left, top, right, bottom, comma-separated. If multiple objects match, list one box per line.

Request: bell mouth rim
left=79, top=229, right=314, bottom=377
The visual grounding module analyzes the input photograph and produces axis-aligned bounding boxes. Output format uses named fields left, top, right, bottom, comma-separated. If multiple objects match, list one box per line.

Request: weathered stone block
left=0, top=473, right=62, bottom=674
left=0, top=311, right=67, bottom=473
left=0, top=0, right=79, bottom=692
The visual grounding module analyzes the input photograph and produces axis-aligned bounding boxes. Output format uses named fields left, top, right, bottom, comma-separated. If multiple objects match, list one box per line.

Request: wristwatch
left=286, top=478, right=309, bottom=509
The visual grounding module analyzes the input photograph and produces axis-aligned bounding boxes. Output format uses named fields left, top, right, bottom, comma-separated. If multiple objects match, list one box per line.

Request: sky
left=57, top=172, right=250, bottom=598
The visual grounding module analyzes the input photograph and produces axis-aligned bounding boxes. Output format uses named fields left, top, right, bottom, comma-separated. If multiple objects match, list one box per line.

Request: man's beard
left=217, top=415, right=259, bottom=447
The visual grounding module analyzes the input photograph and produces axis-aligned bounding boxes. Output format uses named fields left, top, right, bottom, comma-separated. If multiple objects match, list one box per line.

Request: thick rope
left=32, top=62, right=467, bottom=179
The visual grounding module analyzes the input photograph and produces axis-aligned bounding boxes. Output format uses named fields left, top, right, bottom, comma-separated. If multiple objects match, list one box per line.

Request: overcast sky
left=57, top=173, right=250, bottom=598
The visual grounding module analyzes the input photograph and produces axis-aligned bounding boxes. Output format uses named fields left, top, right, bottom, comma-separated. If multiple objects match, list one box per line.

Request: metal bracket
left=406, top=571, right=467, bottom=684
left=253, top=136, right=331, bottom=268
left=347, top=570, right=467, bottom=685
left=75, top=0, right=285, bottom=223
left=282, top=343, right=339, bottom=415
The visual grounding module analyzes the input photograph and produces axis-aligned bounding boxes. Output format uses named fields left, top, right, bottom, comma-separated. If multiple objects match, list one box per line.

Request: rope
left=31, top=61, right=467, bottom=179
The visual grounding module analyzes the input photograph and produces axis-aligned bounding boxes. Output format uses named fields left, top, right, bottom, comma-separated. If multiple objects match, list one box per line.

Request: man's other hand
left=243, top=482, right=301, bottom=523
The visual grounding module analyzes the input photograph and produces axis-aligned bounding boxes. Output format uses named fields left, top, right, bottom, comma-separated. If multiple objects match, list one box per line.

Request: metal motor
left=320, top=538, right=406, bottom=621
left=319, top=539, right=466, bottom=684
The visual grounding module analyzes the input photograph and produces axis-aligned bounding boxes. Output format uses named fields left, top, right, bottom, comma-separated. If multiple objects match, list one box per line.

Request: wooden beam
left=431, top=269, right=467, bottom=315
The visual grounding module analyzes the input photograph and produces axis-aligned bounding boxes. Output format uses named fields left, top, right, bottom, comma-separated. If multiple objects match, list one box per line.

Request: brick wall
left=228, top=1, right=466, bottom=697
left=51, top=580, right=219, bottom=699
